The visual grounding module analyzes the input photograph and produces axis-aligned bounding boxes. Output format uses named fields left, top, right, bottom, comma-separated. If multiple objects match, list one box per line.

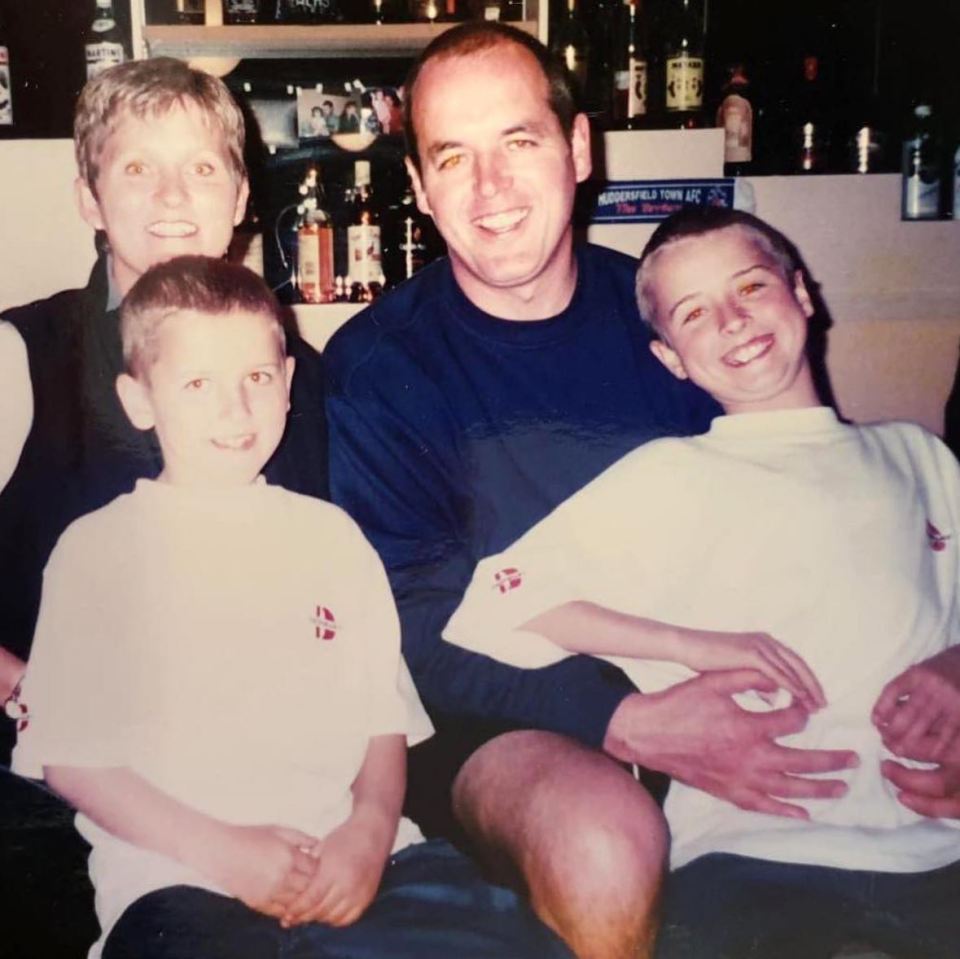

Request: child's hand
left=212, top=824, right=320, bottom=919
left=675, top=628, right=826, bottom=712
left=279, top=815, right=390, bottom=928
left=873, top=646, right=960, bottom=763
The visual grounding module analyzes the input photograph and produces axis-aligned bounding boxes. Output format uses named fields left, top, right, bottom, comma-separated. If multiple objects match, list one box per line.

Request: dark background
left=1, top=0, right=958, bottom=146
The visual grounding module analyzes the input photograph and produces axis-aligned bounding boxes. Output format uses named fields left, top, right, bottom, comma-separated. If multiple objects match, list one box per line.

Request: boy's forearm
left=44, top=765, right=232, bottom=880
left=524, top=601, right=686, bottom=662
left=349, top=735, right=405, bottom=852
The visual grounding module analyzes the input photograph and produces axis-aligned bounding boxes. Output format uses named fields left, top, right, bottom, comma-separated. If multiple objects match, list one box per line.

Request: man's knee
left=453, top=730, right=667, bottom=902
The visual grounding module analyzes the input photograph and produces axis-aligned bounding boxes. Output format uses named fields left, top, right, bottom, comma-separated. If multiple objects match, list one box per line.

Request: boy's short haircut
left=402, top=21, right=577, bottom=173
left=636, top=206, right=802, bottom=334
left=74, top=57, right=247, bottom=192
left=120, top=255, right=286, bottom=378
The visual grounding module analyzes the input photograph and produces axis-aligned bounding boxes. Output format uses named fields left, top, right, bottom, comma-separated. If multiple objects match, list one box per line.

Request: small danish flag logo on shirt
left=311, top=605, right=338, bottom=640
left=926, top=520, right=951, bottom=552
left=493, top=567, right=523, bottom=594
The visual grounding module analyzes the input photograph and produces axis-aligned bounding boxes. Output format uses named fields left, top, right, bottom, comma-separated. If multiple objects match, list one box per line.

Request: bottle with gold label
left=662, top=0, right=704, bottom=128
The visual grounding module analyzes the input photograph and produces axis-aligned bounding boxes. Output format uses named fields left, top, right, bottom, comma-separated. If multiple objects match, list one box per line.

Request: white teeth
left=213, top=435, right=254, bottom=451
left=148, top=221, right=198, bottom=238
left=727, top=337, right=770, bottom=366
left=475, top=209, right=528, bottom=233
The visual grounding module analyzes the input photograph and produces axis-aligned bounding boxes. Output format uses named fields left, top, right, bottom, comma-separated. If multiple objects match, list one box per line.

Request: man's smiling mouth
left=474, top=208, right=529, bottom=234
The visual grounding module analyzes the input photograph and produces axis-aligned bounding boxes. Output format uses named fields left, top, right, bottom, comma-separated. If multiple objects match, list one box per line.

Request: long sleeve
left=325, top=370, right=633, bottom=748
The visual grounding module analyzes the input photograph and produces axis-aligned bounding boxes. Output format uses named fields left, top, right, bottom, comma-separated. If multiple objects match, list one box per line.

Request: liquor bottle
left=223, top=0, right=260, bottom=24
left=611, top=0, right=648, bottom=130
left=716, top=61, right=753, bottom=176
left=347, top=161, right=383, bottom=301
left=409, top=0, right=441, bottom=22
left=276, top=0, right=342, bottom=23
left=844, top=93, right=888, bottom=174
left=85, top=0, right=126, bottom=81
left=789, top=54, right=829, bottom=173
left=0, top=15, right=12, bottom=128
left=550, top=0, right=590, bottom=101
left=901, top=104, right=943, bottom=221
left=662, top=0, right=705, bottom=128
left=297, top=167, right=336, bottom=304
left=175, top=0, right=206, bottom=23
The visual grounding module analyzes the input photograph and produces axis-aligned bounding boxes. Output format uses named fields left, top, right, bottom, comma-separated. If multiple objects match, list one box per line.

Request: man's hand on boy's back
left=212, top=823, right=319, bottom=919
left=876, top=645, right=960, bottom=818
left=604, top=670, right=859, bottom=819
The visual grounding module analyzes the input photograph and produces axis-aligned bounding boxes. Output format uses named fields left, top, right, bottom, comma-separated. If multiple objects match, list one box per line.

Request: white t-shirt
left=445, top=407, right=960, bottom=873
left=15, top=478, right=433, bottom=956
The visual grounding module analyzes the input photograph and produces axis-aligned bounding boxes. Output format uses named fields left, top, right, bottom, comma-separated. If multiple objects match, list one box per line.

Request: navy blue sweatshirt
left=325, top=244, right=720, bottom=748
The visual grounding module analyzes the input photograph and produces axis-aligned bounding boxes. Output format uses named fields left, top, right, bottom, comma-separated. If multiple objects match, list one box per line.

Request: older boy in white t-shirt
left=13, top=256, right=571, bottom=959
left=444, top=208, right=960, bottom=958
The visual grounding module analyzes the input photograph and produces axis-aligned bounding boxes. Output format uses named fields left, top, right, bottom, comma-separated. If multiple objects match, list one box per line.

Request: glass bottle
left=901, top=104, right=943, bottom=221
left=223, top=0, right=260, bottom=24
left=0, top=14, right=12, bottom=128
left=716, top=61, right=753, bottom=176
left=662, top=0, right=705, bottom=128
left=550, top=0, right=590, bottom=101
left=790, top=54, right=829, bottom=173
left=297, top=166, right=336, bottom=304
left=175, top=0, right=206, bottom=23
left=347, top=161, right=383, bottom=301
left=611, top=0, right=648, bottom=130
left=85, top=0, right=126, bottom=81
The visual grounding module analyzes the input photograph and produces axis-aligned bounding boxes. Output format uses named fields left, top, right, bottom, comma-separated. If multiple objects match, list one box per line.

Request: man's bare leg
left=453, top=730, right=667, bottom=959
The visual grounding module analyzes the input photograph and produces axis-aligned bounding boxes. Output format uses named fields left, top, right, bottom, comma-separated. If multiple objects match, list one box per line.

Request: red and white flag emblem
left=493, top=567, right=523, bottom=594
left=312, top=605, right=338, bottom=640
left=926, top=520, right=951, bottom=552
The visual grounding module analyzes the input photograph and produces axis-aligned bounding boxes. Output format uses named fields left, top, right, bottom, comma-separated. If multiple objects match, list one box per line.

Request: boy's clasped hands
left=216, top=812, right=392, bottom=928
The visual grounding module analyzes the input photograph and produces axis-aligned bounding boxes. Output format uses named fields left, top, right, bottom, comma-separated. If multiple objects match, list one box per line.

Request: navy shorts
left=103, top=837, right=573, bottom=959
left=655, top=852, right=960, bottom=959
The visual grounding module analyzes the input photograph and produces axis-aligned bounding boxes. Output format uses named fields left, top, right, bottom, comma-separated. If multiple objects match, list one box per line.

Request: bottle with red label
left=297, top=166, right=336, bottom=304
left=347, top=161, right=383, bottom=302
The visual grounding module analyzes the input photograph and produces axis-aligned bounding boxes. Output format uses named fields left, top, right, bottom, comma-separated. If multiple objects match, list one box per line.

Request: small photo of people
left=296, top=89, right=362, bottom=140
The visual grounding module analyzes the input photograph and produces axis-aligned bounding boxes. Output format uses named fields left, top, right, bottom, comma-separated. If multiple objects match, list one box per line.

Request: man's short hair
left=121, top=255, right=286, bottom=378
left=636, top=206, right=802, bottom=333
left=402, top=22, right=578, bottom=173
left=74, top=57, right=247, bottom=193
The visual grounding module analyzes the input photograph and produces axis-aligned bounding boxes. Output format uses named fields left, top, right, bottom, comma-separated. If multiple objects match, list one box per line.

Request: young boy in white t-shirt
left=12, top=256, right=571, bottom=959
left=444, top=207, right=960, bottom=958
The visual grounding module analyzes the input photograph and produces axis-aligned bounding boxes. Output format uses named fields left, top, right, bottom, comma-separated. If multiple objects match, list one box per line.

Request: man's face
left=117, top=309, right=294, bottom=489
left=648, top=227, right=818, bottom=415
left=76, top=103, right=248, bottom=297
left=407, top=43, right=591, bottom=318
